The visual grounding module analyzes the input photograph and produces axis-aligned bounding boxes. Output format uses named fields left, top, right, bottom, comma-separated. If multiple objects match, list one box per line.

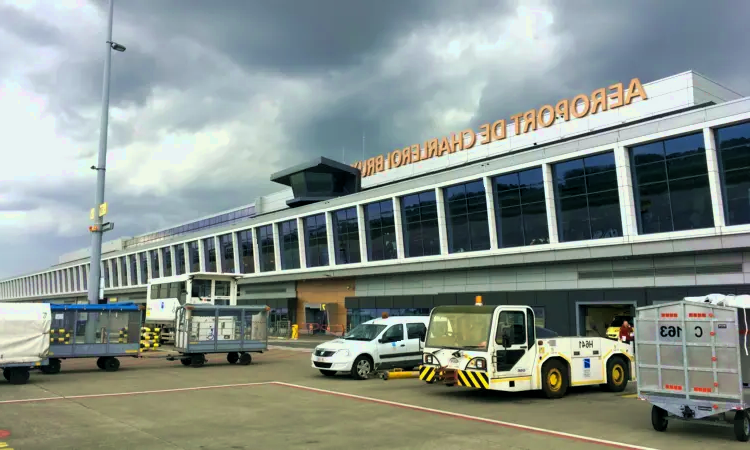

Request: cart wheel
left=8, top=368, right=30, bottom=385
left=190, top=354, right=206, bottom=368
left=103, top=357, right=120, bottom=372
left=2, top=369, right=10, bottom=381
left=41, top=358, right=62, bottom=375
left=238, top=353, right=252, bottom=366
left=734, top=410, right=750, bottom=442
left=180, top=357, right=192, bottom=366
left=96, top=357, right=106, bottom=370
left=651, top=406, right=668, bottom=432
left=227, top=352, right=239, bottom=364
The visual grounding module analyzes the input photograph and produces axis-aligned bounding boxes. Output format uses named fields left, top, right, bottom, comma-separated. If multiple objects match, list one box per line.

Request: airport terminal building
left=1, top=71, right=749, bottom=337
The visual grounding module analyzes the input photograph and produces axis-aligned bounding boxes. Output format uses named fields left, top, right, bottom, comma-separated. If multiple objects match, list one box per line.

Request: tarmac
left=0, top=340, right=746, bottom=450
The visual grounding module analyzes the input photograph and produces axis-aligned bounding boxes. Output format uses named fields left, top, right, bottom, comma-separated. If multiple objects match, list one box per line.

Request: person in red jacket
left=619, top=320, right=634, bottom=343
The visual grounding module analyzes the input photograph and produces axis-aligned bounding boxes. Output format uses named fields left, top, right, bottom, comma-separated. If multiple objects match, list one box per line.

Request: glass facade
left=188, top=241, right=200, bottom=273
left=279, top=220, right=300, bottom=270
left=493, top=167, right=549, bottom=247
left=129, top=255, right=138, bottom=285
left=716, top=122, right=750, bottom=226
left=305, top=214, right=329, bottom=268
left=258, top=225, right=276, bottom=272
left=203, top=237, right=217, bottom=272
left=83, top=265, right=88, bottom=290
left=238, top=230, right=254, bottom=273
left=333, top=207, right=360, bottom=265
left=119, top=256, right=129, bottom=286
left=219, top=234, right=234, bottom=273
left=175, top=245, right=185, bottom=276
left=631, top=133, right=713, bottom=234
left=139, top=252, right=149, bottom=284
left=74, top=267, right=81, bottom=291
left=102, top=263, right=109, bottom=289
left=444, top=180, right=491, bottom=253
left=402, top=190, right=440, bottom=257
left=111, top=260, right=119, bottom=287
left=162, top=247, right=172, bottom=277
left=150, top=250, right=160, bottom=279
left=364, top=200, right=397, bottom=261
left=126, top=206, right=255, bottom=247
left=554, top=152, right=622, bottom=242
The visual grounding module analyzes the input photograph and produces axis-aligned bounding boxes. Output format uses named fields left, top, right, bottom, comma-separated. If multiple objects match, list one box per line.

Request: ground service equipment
left=636, top=295, right=750, bottom=442
left=170, top=304, right=268, bottom=367
left=419, top=299, right=634, bottom=399
left=41, top=302, right=142, bottom=374
left=0, top=303, right=51, bottom=384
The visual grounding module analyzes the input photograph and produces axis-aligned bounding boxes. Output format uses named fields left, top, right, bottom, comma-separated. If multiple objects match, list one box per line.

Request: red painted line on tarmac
left=271, top=382, right=658, bottom=450
left=0, top=382, right=273, bottom=405
left=0, top=429, right=10, bottom=438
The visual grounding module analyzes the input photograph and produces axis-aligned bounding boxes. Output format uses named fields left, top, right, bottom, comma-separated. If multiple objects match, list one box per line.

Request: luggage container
left=0, top=303, right=51, bottom=385
left=40, top=302, right=142, bottom=374
left=635, top=295, right=750, bottom=441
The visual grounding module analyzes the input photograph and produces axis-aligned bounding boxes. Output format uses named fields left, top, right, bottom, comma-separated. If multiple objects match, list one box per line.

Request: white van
left=310, top=316, right=430, bottom=380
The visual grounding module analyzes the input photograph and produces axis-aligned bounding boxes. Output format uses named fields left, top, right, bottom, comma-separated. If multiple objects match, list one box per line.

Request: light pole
left=87, top=0, right=125, bottom=305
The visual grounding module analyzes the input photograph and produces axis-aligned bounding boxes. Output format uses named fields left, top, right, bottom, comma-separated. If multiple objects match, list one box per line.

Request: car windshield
left=609, top=316, right=632, bottom=327
left=343, top=324, right=387, bottom=341
left=425, top=311, right=492, bottom=350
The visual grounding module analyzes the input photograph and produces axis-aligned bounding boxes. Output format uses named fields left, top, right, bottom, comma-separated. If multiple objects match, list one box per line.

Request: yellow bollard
left=381, top=370, right=420, bottom=380
left=291, top=324, right=299, bottom=340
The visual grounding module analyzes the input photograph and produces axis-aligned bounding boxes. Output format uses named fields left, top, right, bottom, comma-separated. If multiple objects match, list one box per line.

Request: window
left=102, top=262, right=110, bottom=289
left=215, top=280, right=231, bottom=296
left=494, top=311, right=526, bottom=346
left=630, top=132, right=713, bottom=233
left=128, top=256, right=137, bottom=285
left=74, top=267, right=81, bottom=291
left=139, top=252, right=149, bottom=284
left=203, top=237, right=217, bottom=272
left=188, top=241, right=200, bottom=273
left=258, top=225, right=276, bottom=272
left=554, top=152, right=622, bottom=242
left=111, top=260, right=119, bottom=287
left=444, top=180, right=490, bottom=253
left=406, top=323, right=427, bottom=340
left=402, top=190, right=440, bottom=257
left=238, top=230, right=255, bottom=273
left=162, top=247, right=172, bottom=277
left=305, top=214, right=329, bottom=268
left=493, top=167, right=549, bottom=247
left=83, top=265, right=88, bottom=290
left=279, top=220, right=300, bottom=270
left=716, top=122, right=750, bottom=225
left=364, top=200, right=397, bottom=261
left=175, top=245, right=185, bottom=276
left=150, top=250, right=160, bottom=279
left=333, top=207, right=360, bottom=265
left=119, top=257, right=129, bottom=286
left=191, top=279, right=211, bottom=298
left=381, top=324, right=404, bottom=342
left=219, top=234, right=234, bottom=273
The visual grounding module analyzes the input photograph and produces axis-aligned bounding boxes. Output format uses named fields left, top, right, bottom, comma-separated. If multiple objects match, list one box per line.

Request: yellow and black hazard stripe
left=419, top=365, right=438, bottom=382
left=456, top=370, right=490, bottom=389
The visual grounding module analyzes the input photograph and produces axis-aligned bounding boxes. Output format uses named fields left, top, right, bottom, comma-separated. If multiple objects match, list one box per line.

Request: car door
left=492, top=307, right=538, bottom=378
left=404, top=322, right=427, bottom=368
left=376, top=324, right=405, bottom=369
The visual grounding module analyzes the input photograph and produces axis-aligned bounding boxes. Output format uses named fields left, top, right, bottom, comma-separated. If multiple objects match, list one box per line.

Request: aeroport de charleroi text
left=352, top=78, right=648, bottom=178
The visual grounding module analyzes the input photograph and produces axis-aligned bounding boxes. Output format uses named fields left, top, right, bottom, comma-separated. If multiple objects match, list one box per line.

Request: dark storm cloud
left=0, top=5, right=62, bottom=48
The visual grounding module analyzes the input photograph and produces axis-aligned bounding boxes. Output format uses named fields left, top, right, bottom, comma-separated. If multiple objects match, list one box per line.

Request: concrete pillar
left=393, top=197, right=405, bottom=259
left=542, top=163, right=559, bottom=244
left=703, top=127, right=726, bottom=228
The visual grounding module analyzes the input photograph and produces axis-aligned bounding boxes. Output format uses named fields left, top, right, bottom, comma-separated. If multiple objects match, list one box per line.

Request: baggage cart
left=0, top=303, right=51, bottom=385
left=41, top=302, right=142, bottom=374
left=171, top=304, right=268, bottom=367
left=635, top=296, right=750, bottom=441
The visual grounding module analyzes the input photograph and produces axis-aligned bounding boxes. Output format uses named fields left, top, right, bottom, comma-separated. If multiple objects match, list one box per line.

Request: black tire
left=96, top=357, right=106, bottom=370
left=191, top=354, right=206, bottom=368
left=227, top=352, right=239, bottom=364
left=319, top=370, right=337, bottom=377
left=541, top=359, right=569, bottom=399
left=350, top=355, right=373, bottom=380
left=2, top=369, right=9, bottom=381
left=651, top=406, right=668, bottom=432
left=735, top=410, right=750, bottom=442
left=180, top=357, right=192, bottom=366
left=103, top=357, right=120, bottom=372
left=8, top=368, right=30, bottom=385
left=604, top=357, right=628, bottom=392
left=238, top=353, right=252, bottom=366
left=41, top=358, right=62, bottom=375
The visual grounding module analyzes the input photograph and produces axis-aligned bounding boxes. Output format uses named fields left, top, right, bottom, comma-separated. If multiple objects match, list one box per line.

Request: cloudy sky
left=0, top=0, right=748, bottom=279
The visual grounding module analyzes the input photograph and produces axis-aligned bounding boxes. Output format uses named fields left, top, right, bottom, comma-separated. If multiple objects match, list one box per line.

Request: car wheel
left=350, top=355, right=372, bottom=380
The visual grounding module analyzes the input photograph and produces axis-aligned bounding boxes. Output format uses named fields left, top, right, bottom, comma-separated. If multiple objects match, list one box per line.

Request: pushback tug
left=418, top=296, right=635, bottom=398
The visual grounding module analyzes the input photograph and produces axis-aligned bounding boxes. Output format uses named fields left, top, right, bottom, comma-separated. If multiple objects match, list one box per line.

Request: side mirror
left=502, top=333, right=511, bottom=349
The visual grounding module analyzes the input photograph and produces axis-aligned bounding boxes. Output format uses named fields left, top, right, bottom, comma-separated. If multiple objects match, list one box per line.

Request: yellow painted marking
left=491, top=376, right=531, bottom=384
left=571, top=379, right=604, bottom=386
left=621, top=393, right=637, bottom=398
